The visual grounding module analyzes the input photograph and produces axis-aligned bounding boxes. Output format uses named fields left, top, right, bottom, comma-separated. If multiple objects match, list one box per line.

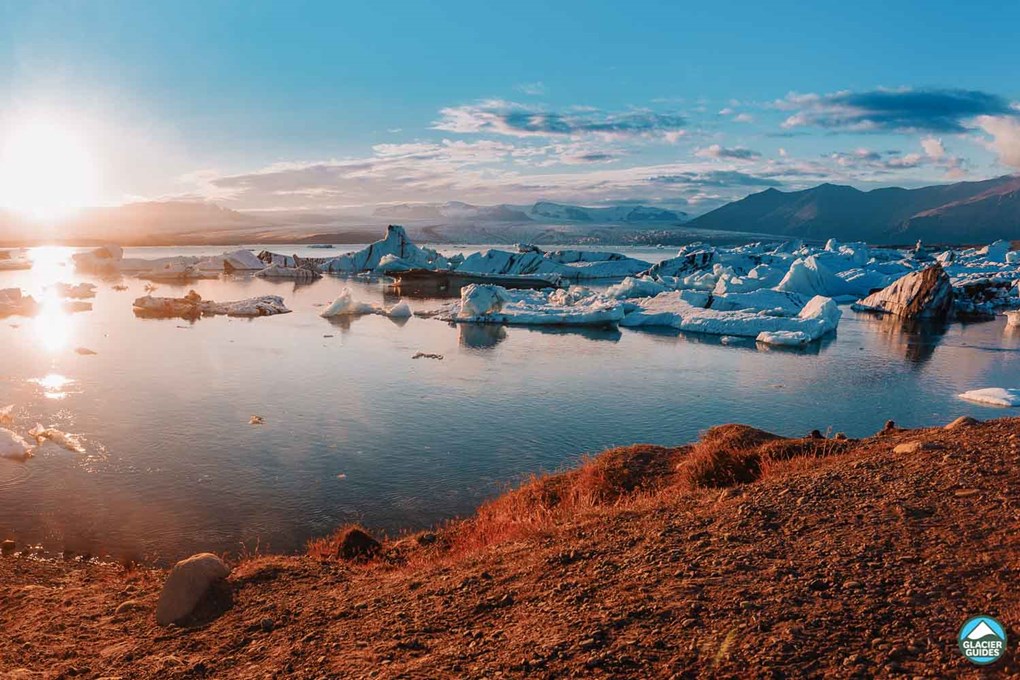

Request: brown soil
left=2, top=417, right=1018, bottom=679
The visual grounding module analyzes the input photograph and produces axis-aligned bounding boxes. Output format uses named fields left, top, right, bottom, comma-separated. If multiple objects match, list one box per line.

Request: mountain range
left=687, top=174, right=1020, bottom=244
left=372, top=201, right=689, bottom=224
left=1, top=176, right=1018, bottom=246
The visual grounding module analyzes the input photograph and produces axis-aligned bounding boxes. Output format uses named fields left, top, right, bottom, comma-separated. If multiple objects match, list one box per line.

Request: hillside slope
left=1, top=418, right=1017, bottom=678
left=688, top=175, right=1020, bottom=244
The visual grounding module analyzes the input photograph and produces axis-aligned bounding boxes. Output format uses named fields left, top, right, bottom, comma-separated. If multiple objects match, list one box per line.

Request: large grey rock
left=155, top=553, right=230, bottom=626
left=851, top=264, right=953, bottom=320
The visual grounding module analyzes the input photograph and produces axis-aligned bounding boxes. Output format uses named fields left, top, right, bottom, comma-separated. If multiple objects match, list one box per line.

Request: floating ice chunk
left=0, top=288, right=38, bottom=317
left=71, top=245, right=124, bottom=273
left=958, top=388, right=1020, bottom=407
left=196, top=249, right=265, bottom=272
left=605, top=276, right=670, bottom=300
left=642, top=246, right=715, bottom=278
left=0, top=405, right=13, bottom=426
left=54, top=282, right=97, bottom=299
left=140, top=261, right=219, bottom=281
left=852, top=265, right=953, bottom=320
left=0, top=249, right=32, bottom=271
left=976, top=240, right=1010, bottom=263
left=29, top=424, right=85, bottom=453
left=291, top=225, right=453, bottom=274
left=133, top=291, right=290, bottom=318
left=776, top=256, right=851, bottom=299
left=756, top=330, right=813, bottom=346
left=448, top=284, right=625, bottom=326
left=710, top=289, right=810, bottom=317
left=0, top=428, right=33, bottom=461
left=255, top=263, right=322, bottom=280
left=621, top=292, right=840, bottom=341
left=383, top=301, right=413, bottom=318
left=1006, top=311, right=1020, bottom=327
left=320, top=289, right=379, bottom=317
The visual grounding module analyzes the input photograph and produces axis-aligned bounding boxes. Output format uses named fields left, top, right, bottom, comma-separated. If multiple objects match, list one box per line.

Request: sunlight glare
left=0, top=119, right=98, bottom=220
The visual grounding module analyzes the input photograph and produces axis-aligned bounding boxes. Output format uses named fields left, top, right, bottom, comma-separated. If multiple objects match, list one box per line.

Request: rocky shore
left=2, top=417, right=1018, bottom=678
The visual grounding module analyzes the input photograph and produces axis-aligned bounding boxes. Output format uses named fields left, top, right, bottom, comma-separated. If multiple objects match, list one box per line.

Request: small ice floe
left=75, top=347, right=97, bottom=356
left=412, top=352, right=444, bottom=360
left=0, top=249, right=32, bottom=271
left=443, top=284, right=625, bottom=327
left=0, top=405, right=14, bottom=426
left=139, top=261, right=219, bottom=281
left=255, top=263, right=323, bottom=281
left=54, top=282, right=97, bottom=299
left=133, top=290, right=291, bottom=319
left=321, top=289, right=378, bottom=317
left=958, top=388, right=1020, bottom=407
left=28, top=424, right=85, bottom=453
left=756, top=330, right=813, bottom=347
left=320, top=289, right=413, bottom=319
left=384, top=301, right=413, bottom=318
left=249, top=415, right=264, bottom=425
left=0, top=288, right=39, bottom=317
left=0, top=428, right=34, bottom=461
left=1005, top=311, right=1020, bottom=328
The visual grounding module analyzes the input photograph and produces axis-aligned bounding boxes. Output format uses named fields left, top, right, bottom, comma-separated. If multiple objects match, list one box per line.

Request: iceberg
left=0, top=428, right=33, bottom=461
left=958, top=388, right=1020, bottom=407
left=29, top=424, right=85, bottom=453
left=133, top=290, right=291, bottom=319
left=443, top=284, right=625, bottom=327
left=320, top=289, right=379, bottom=317
left=756, top=330, right=813, bottom=347
left=456, top=245, right=650, bottom=282
left=621, top=292, right=840, bottom=342
left=198, top=249, right=265, bottom=272
left=255, top=263, right=323, bottom=281
left=139, top=261, right=220, bottom=281
left=54, top=282, right=97, bottom=299
left=0, top=249, right=31, bottom=271
left=0, top=288, right=38, bottom=317
left=852, top=265, right=954, bottom=320
left=605, top=276, right=670, bottom=300
left=709, top=289, right=810, bottom=317
left=776, top=256, right=853, bottom=300
left=265, top=225, right=453, bottom=274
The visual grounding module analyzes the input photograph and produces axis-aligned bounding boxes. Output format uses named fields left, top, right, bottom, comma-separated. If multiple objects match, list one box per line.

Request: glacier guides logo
left=958, top=615, right=1007, bottom=665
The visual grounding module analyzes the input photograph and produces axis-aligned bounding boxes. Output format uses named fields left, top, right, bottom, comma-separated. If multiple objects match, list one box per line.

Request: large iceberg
left=455, top=246, right=649, bottom=282
left=261, top=226, right=452, bottom=274
left=852, top=265, right=954, bottom=320
left=441, top=284, right=625, bottom=326
left=621, top=291, right=840, bottom=342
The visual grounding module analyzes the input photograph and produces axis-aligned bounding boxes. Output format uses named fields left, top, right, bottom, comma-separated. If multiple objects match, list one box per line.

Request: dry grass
left=309, top=429, right=859, bottom=566
left=680, top=424, right=855, bottom=489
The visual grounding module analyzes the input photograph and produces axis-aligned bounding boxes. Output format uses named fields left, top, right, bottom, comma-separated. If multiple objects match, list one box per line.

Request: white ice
left=443, top=284, right=625, bottom=326
left=958, top=388, right=1020, bottom=407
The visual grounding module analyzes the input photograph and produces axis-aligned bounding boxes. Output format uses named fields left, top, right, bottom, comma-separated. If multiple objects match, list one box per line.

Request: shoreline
left=2, top=415, right=1018, bottom=677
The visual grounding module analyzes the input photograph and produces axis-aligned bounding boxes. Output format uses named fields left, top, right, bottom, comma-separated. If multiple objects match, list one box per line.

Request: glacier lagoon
left=1, top=244, right=1019, bottom=560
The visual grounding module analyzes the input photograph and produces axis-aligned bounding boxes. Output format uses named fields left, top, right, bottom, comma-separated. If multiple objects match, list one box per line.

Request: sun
left=0, top=118, right=98, bottom=220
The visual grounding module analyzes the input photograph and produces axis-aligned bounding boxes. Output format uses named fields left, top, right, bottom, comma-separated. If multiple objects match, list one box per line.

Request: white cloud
left=976, top=115, right=1020, bottom=167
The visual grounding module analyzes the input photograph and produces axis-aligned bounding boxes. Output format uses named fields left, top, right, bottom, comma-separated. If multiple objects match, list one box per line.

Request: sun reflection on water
left=27, top=246, right=77, bottom=353
left=30, top=373, right=75, bottom=399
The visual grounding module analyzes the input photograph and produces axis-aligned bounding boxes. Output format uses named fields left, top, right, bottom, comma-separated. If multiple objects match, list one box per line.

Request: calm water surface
left=2, top=245, right=1019, bottom=560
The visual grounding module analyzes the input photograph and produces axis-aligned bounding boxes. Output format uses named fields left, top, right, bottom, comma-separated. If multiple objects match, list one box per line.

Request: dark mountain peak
left=689, top=176, right=1020, bottom=244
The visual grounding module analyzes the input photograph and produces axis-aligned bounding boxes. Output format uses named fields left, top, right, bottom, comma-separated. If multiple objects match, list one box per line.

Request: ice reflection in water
left=0, top=244, right=1018, bottom=562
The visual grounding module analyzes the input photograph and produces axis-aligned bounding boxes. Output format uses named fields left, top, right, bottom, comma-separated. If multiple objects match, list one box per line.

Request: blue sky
left=1, top=0, right=1019, bottom=213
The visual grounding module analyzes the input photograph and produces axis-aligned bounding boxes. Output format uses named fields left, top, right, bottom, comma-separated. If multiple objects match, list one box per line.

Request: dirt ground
left=1, top=417, right=1018, bottom=678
